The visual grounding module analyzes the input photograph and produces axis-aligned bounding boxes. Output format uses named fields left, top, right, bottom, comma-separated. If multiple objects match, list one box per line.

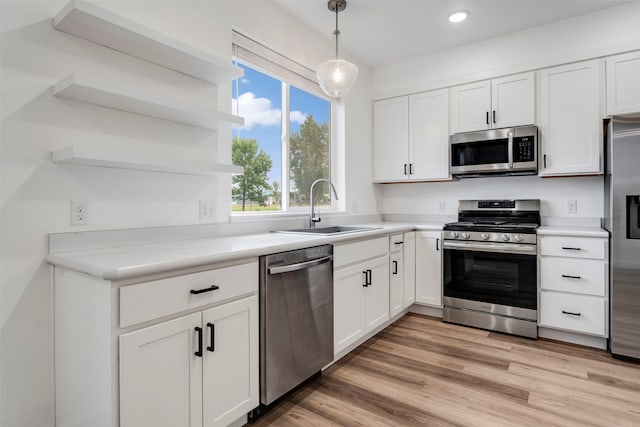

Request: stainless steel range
left=442, top=199, right=540, bottom=338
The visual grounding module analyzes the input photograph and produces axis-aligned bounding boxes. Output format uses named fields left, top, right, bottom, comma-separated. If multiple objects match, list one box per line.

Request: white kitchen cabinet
left=606, top=51, right=640, bottom=116
left=415, top=231, right=443, bottom=307
left=409, top=90, right=450, bottom=181
left=120, top=296, right=258, bottom=427
left=537, top=60, right=604, bottom=176
left=389, top=235, right=404, bottom=317
left=450, top=72, right=534, bottom=133
left=538, top=234, right=609, bottom=338
left=389, top=232, right=416, bottom=317
left=120, top=313, right=203, bottom=427
left=54, top=260, right=259, bottom=427
left=373, top=89, right=449, bottom=182
left=373, top=97, right=409, bottom=182
left=334, top=237, right=389, bottom=355
left=402, top=232, right=416, bottom=308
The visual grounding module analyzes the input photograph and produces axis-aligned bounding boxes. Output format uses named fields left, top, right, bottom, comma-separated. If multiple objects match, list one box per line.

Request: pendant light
left=316, top=0, right=358, bottom=98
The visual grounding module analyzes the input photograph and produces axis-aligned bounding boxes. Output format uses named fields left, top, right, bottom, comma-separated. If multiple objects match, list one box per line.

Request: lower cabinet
left=334, top=237, right=390, bottom=355
left=119, top=296, right=258, bottom=427
left=54, top=260, right=259, bottom=427
left=415, top=231, right=443, bottom=307
left=538, top=234, right=609, bottom=338
left=389, top=232, right=416, bottom=317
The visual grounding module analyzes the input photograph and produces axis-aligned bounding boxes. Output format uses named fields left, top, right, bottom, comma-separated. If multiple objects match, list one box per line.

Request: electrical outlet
left=199, top=200, right=216, bottom=221
left=70, top=200, right=88, bottom=225
left=567, top=199, right=578, bottom=215
left=438, top=200, right=446, bottom=212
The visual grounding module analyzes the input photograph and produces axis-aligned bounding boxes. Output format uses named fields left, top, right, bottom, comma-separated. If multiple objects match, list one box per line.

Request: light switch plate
left=199, top=200, right=216, bottom=221
left=567, top=199, right=578, bottom=214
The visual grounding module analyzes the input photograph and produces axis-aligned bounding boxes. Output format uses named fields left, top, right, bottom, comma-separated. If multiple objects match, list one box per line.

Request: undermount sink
left=274, top=226, right=379, bottom=236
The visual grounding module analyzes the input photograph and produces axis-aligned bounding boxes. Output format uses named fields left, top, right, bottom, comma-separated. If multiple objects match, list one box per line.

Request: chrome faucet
left=309, top=178, right=338, bottom=228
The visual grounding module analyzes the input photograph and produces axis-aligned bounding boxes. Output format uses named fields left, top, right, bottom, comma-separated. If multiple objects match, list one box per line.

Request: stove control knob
left=450, top=231, right=459, bottom=239
left=500, top=234, right=510, bottom=242
left=513, top=234, right=524, bottom=242
left=461, top=232, right=470, bottom=240
left=480, top=233, right=490, bottom=241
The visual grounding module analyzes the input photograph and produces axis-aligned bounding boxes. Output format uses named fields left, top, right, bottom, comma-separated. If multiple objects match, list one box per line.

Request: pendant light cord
left=334, top=4, right=339, bottom=58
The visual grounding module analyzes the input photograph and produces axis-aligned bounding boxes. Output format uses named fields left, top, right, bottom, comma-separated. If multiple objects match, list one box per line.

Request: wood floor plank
left=251, top=314, right=640, bottom=427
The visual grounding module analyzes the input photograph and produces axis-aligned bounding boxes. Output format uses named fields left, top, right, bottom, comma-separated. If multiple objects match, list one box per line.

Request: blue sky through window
left=232, top=62, right=330, bottom=186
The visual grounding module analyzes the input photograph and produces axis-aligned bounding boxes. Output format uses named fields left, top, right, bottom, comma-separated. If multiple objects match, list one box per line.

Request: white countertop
left=47, top=222, right=444, bottom=281
left=537, top=226, right=609, bottom=238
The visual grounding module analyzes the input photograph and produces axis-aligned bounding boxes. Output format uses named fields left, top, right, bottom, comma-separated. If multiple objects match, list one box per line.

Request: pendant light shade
left=316, top=0, right=358, bottom=98
left=317, top=58, right=358, bottom=98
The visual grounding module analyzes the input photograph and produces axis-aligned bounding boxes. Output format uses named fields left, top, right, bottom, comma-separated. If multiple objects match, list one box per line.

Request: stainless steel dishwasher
left=258, top=244, right=333, bottom=408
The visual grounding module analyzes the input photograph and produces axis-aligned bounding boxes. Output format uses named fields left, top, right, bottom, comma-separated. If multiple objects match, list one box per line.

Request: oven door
left=443, top=241, right=537, bottom=311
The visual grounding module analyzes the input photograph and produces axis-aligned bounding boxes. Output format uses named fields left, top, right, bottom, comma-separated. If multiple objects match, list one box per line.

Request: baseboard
left=409, top=304, right=443, bottom=318
left=538, top=327, right=607, bottom=350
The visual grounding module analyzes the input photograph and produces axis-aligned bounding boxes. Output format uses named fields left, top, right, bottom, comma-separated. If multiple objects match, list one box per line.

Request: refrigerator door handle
left=627, top=195, right=640, bottom=239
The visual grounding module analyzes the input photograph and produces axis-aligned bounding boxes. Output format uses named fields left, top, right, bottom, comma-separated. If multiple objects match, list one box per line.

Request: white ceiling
left=272, top=0, right=631, bottom=67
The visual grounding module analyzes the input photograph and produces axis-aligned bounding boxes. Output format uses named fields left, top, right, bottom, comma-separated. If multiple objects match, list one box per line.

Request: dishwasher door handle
left=268, top=255, right=333, bottom=275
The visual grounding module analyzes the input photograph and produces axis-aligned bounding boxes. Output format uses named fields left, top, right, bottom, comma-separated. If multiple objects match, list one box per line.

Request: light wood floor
left=252, top=314, right=640, bottom=426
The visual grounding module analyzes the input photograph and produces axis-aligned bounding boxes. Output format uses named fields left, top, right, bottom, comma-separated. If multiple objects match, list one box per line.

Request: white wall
left=374, top=1, right=640, bottom=224
left=0, top=1, right=373, bottom=426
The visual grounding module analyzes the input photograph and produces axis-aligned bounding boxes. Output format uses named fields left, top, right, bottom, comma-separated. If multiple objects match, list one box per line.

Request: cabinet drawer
left=540, top=292, right=606, bottom=336
left=334, top=237, right=388, bottom=269
left=120, top=261, right=258, bottom=327
left=539, top=236, right=606, bottom=259
left=389, top=234, right=404, bottom=253
left=540, top=258, right=606, bottom=296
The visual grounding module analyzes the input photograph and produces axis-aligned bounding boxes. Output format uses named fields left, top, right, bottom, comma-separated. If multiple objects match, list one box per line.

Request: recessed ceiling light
left=449, top=11, right=468, bottom=23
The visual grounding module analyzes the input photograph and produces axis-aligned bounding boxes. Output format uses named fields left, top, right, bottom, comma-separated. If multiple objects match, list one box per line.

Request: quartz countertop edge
left=537, top=226, right=609, bottom=238
left=47, top=222, right=442, bottom=281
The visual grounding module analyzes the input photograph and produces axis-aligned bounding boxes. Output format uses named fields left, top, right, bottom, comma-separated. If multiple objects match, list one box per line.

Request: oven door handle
left=443, top=240, right=536, bottom=255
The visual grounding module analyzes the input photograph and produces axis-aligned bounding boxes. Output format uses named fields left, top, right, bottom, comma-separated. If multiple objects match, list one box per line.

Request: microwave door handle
left=508, top=132, right=514, bottom=168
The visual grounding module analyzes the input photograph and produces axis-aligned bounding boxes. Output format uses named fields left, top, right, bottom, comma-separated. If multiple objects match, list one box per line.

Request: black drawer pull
left=195, top=327, right=203, bottom=357
left=394, top=241, right=404, bottom=245
left=190, top=285, right=219, bottom=295
left=562, top=274, right=582, bottom=279
left=207, top=323, right=215, bottom=352
left=486, top=111, right=489, bottom=125
left=362, top=271, right=369, bottom=287
left=561, top=247, right=582, bottom=251
left=436, top=238, right=440, bottom=251
left=562, top=310, right=581, bottom=316
left=392, top=260, right=398, bottom=275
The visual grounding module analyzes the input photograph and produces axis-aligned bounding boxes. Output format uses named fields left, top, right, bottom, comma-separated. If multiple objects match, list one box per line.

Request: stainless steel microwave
left=450, top=125, right=538, bottom=177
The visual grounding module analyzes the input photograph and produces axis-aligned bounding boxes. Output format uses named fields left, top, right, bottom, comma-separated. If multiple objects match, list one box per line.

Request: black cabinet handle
left=404, top=164, right=408, bottom=175
left=392, top=260, right=398, bottom=275
left=493, top=110, right=496, bottom=124
left=190, top=285, right=219, bottom=295
left=436, top=238, right=440, bottom=251
left=562, top=274, right=582, bottom=279
left=543, top=154, right=547, bottom=168
left=367, top=269, right=372, bottom=286
left=394, top=241, right=404, bottom=245
left=561, top=247, right=582, bottom=251
left=195, top=327, right=203, bottom=357
left=562, top=310, right=581, bottom=316
left=486, top=111, right=489, bottom=125
left=409, top=163, right=413, bottom=175
left=207, top=323, right=215, bottom=352
left=362, top=271, right=369, bottom=287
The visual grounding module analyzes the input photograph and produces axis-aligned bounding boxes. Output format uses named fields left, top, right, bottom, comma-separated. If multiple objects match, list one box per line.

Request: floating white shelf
left=52, top=146, right=244, bottom=176
left=53, top=73, right=244, bottom=130
left=53, top=0, right=243, bottom=85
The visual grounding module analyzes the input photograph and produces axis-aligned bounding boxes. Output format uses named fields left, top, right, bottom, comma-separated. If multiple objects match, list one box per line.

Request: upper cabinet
left=538, top=60, right=604, bottom=177
left=606, top=51, right=640, bottom=116
left=373, top=89, right=450, bottom=183
left=450, top=72, right=535, bottom=134
left=54, top=0, right=243, bottom=85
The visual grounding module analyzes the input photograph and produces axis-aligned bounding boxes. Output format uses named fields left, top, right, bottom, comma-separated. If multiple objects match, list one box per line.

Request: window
left=231, top=33, right=335, bottom=214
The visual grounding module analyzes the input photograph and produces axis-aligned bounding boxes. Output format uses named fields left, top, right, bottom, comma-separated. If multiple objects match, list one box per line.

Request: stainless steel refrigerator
left=605, top=115, right=640, bottom=360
